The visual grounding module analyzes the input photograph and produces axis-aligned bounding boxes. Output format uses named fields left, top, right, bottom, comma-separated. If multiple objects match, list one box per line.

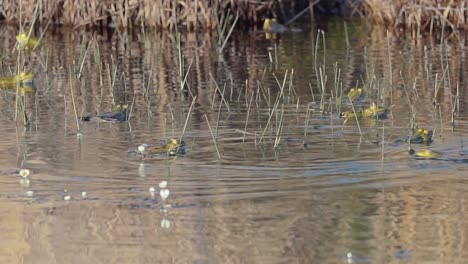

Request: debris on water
left=26, top=190, right=34, bottom=197
left=81, top=191, right=87, bottom=199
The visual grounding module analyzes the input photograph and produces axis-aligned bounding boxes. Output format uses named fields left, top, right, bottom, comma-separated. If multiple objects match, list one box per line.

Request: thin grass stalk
left=178, top=95, right=197, bottom=144
left=456, top=81, right=460, bottom=117
left=319, top=67, right=327, bottom=111
left=274, top=43, right=279, bottom=69
left=287, top=68, right=295, bottom=97
left=215, top=83, right=226, bottom=138
left=258, top=71, right=288, bottom=144
left=274, top=106, right=285, bottom=149
left=308, top=83, right=315, bottom=101
left=344, top=21, right=350, bottom=50
left=313, top=29, right=320, bottom=76
left=216, top=9, right=231, bottom=45
left=128, top=90, right=137, bottom=122
left=181, top=57, right=194, bottom=92
left=243, top=92, right=254, bottom=144
left=381, top=120, right=385, bottom=168
left=69, top=70, right=80, bottom=132
left=76, top=40, right=92, bottom=79
left=321, top=30, right=326, bottom=71
left=303, top=103, right=312, bottom=145
left=400, top=71, right=412, bottom=107
left=93, top=40, right=104, bottom=86
left=177, top=33, right=184, bottom=88
left=219, top=14, right=239, bottom=54
left=14, top=48, right=22, bottom=122
left=334, top=65, right=342, bottom=114
left=348, top=96, right=362, bottom=136
left=209, top=73, right=231, bottom=112
left=204, top=114, right=222, bottom=160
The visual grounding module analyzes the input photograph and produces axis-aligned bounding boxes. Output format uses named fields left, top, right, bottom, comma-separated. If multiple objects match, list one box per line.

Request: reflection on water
left=0, top=19, right=467, bottom=263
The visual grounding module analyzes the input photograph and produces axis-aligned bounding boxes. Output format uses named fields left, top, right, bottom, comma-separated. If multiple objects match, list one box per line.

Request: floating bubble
left=81, top=191, right=87, bottom=199
left=26, top=190, right=34, bottom=197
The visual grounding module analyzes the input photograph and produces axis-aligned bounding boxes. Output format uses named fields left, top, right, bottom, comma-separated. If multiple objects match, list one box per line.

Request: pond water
left=0, top=19, right=467, bottom=263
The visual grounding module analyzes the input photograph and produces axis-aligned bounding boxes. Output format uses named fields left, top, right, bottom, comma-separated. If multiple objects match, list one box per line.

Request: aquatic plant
left=361, top=0, right=465, bottom=36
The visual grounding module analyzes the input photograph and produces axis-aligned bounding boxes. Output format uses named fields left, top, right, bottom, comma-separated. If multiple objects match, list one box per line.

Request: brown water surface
left=0, top=19, right=467, bottom=263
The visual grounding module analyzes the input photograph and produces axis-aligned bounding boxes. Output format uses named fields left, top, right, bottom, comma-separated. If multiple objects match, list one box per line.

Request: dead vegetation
left=361, top=0, right=468, bottom=34
left=0, top=0, right=301, bottom=30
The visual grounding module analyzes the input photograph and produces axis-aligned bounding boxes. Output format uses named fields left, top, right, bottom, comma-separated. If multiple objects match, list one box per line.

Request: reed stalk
left=69, top=69, right=80, bottom=132
left=243, top=92, right=255, bottom=144
left=258, top=70, right=288, bottom=144
left=219, top=14, right=239, bottom=54
left=209, top=73, right=231, bottom=112
left=204, top=114, right=222, bottom=160
left=273, top=106, right=285, bottom=149
left=178, top=95, right=197, bottom=143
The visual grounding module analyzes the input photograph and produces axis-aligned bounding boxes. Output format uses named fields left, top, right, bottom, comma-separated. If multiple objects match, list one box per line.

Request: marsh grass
left=204, top=114, right=222, bottom=160
left=362, top=0, right=466, bottom=38
left=0, top=0, right=286, bottom=31
left=2, top=12, right=462, bottom=170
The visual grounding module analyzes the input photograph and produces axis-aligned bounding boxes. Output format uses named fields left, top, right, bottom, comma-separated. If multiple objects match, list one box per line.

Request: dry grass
left=362, top=0, right=468, bottom=33
left=0, top=0, right=293, bottom=30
